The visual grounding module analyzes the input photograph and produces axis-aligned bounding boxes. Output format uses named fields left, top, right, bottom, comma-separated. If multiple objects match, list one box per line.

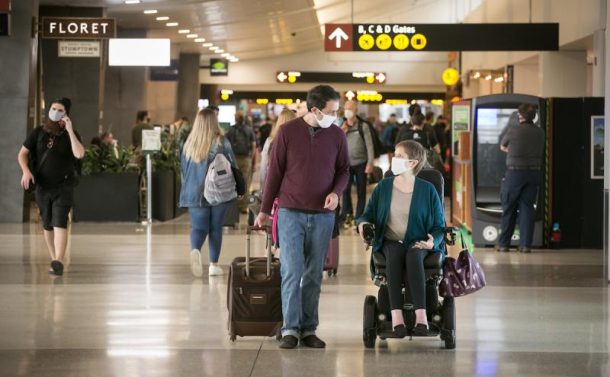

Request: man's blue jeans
left=277, top=208, right=335, bottom=338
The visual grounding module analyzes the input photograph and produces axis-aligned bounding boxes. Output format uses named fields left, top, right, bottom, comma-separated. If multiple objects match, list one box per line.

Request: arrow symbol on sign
left=328, top=27, right=349, bottom=49
left=346, top=90, right=355, bottom=100
left=376, top=72, right=386, bottom=83
left=277, top=72, right=288, bottom=82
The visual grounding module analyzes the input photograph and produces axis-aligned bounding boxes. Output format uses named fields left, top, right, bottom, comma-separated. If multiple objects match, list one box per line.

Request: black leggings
left=383, top=240, right=427, bottom=310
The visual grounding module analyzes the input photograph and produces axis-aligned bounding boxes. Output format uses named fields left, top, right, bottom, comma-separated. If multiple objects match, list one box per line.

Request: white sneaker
left=208, top=264, right=224, bottom=276
left=190, top=249, right=203, bottom=277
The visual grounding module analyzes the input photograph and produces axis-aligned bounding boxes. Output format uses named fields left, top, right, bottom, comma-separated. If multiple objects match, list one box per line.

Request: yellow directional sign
left=442, top=67, right=460, bottom=86
left=375, top=34, right=392, bottom=50
left=393, top=34, right=409, bottom=50
left=411, top=33, right=427, bottom=50
left=358, top=34, right=375, bottom=50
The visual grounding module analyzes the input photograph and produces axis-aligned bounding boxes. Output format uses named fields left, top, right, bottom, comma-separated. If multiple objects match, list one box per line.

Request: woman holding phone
left=17, top=98, right=85, bottom=276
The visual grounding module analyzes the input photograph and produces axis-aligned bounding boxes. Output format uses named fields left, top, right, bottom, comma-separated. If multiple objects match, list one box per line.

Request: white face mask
left=48, top=109, right=64, bottom=122
left=315, top=110, right=337, bottom=129
left=344, top=109, right=355, bottom=120
left=391, top=157, right=415, bottom=175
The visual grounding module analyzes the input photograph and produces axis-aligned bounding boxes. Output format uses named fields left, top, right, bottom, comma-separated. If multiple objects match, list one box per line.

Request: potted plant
left=72, top=144, right=140, bottom=222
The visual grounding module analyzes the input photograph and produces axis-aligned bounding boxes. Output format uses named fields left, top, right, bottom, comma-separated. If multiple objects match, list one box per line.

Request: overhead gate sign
left=324, top=23, right=559, bottom=52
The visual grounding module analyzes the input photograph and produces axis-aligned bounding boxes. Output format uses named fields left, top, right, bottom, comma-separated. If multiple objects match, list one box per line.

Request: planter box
left=152, top=170, right=177, bottom=222
left=73, top=172, right=140, bottom=222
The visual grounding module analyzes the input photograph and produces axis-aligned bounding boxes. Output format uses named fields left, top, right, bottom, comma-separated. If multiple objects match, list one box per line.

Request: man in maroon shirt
left=255, top=85, right=350, bottom=349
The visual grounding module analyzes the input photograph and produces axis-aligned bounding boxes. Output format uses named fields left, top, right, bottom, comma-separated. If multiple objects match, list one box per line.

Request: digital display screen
left=475, top=108, right=519, bottom=203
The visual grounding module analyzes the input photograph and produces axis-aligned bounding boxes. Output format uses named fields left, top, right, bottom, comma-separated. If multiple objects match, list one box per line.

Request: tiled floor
left=0, top=214, right=608, bottom=377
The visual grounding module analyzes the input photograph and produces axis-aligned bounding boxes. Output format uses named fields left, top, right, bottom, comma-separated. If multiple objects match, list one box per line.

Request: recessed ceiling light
left=178, top=29, right=190, bottom=34
left=143, top=10, right=158, bottom=14
left=194, top=38, right=206, bottom=42
left=221, top=53, right=230, bottom=57
left=216, top=49, right=224, bottom=53
left=156, top=16, right=169, bottom=21
left=186, top=34, right=198, bottom=38
left=202, top=43, right=213, bottom=47
left=230, top=58, right=239, bottom=62
left=208, top=46, right=217, bottom=50
left=166, top=22, right=178, bottom=27
left=124, top=0, right=140, bottom=4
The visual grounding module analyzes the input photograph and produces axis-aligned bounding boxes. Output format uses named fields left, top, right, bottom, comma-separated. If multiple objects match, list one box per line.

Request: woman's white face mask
left=391, top=157, right=416, bottom=175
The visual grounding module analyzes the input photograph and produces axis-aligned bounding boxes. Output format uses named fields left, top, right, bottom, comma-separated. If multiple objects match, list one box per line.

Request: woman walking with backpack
left=179, top=108, right=238, bottom=277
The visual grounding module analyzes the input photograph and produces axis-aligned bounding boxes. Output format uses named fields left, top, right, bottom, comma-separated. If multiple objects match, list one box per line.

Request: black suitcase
left=227, top=226, right=282, bottom=341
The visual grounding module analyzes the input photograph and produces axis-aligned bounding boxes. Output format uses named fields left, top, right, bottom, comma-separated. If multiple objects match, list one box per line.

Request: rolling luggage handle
left=246, top=225, right=273, bottom=278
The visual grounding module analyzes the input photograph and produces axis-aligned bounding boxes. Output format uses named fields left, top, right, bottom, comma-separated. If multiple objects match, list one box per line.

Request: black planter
left=152, top=170, right=177, bottom=221
left=73, top=172, right=140, bottom=222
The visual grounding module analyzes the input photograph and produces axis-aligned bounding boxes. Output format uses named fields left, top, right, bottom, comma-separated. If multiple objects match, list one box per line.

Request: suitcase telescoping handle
left=246, top=225, right=273, bottom=278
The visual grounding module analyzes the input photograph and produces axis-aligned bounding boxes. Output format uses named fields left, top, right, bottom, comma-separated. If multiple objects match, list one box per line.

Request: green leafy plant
left=82, top=144, right=139, bottom=175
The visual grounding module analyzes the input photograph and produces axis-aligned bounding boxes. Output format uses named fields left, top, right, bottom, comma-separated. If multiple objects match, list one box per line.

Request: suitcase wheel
left=327, top=269, right=337, bottom=277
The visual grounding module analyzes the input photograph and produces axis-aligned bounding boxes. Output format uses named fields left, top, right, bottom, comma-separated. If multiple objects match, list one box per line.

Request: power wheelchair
left=362, top=169, right=457, bottom=349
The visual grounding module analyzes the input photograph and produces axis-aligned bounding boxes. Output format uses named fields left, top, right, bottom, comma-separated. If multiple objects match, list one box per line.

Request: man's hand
left=365, top=164, right=374, bottom=175
left=500, top=145, right=508, bottom=153
left=254, top=212, right=270, bottom=227
left=21, top=170, right=35, bottom=190
left=413, top=233, right=434, bottom=250
left=62, top=116, right=73, bottom=133
left=324, top=192, right=339, bottom=211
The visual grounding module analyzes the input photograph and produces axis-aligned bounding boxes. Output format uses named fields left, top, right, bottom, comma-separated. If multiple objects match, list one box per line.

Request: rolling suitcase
left=227, top=226, right=282, bottom=341
left=324, top=237, right=339, bottom=277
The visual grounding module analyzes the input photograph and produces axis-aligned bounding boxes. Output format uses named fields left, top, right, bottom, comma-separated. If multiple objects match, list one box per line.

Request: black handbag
left=25, top=133, right=52, bottom=194
left=232, top=166, right=246, bottom=196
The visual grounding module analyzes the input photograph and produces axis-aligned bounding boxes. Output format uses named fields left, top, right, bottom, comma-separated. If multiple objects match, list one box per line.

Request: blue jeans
left=188, top=203, right=229, bottom=263
left=499, top=170, right=541, bottom=248
left=278, top=208, right=335, bottom=338
left=341, top=163, right=367, bottom=219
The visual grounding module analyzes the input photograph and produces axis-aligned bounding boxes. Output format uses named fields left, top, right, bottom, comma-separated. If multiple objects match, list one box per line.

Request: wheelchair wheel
left=444, top=334, right=456, bottom=349
left=363, top=295, right=377, bottom=349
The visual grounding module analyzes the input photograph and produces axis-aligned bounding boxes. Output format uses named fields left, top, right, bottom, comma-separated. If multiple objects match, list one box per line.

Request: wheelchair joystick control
left=362, top=223, right=375, bottom=246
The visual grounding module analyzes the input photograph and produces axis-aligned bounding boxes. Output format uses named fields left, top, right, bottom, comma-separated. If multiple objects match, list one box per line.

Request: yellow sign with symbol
left=411, top=33, right=427, bottom=50
left=442, top=68, right=460, bottom=86
left=358, top=34, right=374, bottom=50
left=393, top=34, right=409, bottom=50
left=375, top=34, right=392, bottom=50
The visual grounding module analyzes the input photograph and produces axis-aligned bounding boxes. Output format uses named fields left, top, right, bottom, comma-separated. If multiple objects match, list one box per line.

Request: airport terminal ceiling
left=37, top=0, right=454, bottom=60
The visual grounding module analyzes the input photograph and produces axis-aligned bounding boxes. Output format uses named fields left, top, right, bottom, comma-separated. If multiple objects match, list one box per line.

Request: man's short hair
left=408, top=103, right=422, bottom=116
left=136, top=110, right=148, bottom=122
left=411, top=112, right=425, bottom=126
left=390, top=113, right=397, bottom=117
left=518, top=104, right=537, bottom=122
left=306, top=85, right=340, bottom=112
left=425, top=111, right=434, bottom=121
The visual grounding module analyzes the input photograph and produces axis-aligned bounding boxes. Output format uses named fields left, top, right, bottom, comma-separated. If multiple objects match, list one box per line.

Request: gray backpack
left=204, top=141, right=237, bottom=205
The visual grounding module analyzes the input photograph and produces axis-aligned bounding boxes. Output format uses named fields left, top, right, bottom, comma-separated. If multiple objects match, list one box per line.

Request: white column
left=604, top=1, right=610, bottom=283
left=592, top=30, right=605, bottom=97
left=539, top=51, right=588, bottom=97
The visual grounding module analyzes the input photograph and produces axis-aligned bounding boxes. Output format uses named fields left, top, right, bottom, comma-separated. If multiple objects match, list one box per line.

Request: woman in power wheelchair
left=356, top=140, right=456, bottom=349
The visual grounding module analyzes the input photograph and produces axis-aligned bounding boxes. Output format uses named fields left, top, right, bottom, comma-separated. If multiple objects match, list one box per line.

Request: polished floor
left=0, top=214, right=608, bottom=377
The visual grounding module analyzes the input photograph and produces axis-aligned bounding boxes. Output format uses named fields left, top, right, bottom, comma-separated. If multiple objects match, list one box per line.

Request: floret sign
left=42, top=17, right=116, bottom=39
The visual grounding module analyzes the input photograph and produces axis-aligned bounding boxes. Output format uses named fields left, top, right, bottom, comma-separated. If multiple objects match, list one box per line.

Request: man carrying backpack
left=226, top=112, right=257, bottom=213
left=340, top=101, right=376, bottom=227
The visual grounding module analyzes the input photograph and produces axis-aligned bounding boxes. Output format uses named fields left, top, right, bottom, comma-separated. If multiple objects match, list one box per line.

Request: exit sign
left=0, top=13, right=9, bottom=36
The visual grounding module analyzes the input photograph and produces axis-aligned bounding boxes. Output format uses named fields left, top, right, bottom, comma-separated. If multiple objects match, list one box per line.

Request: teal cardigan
left=356, top=176, right=445, bottom=255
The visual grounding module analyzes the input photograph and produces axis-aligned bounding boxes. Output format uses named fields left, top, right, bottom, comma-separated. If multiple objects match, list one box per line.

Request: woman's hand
left=413, top=233, right=434, bottom=250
